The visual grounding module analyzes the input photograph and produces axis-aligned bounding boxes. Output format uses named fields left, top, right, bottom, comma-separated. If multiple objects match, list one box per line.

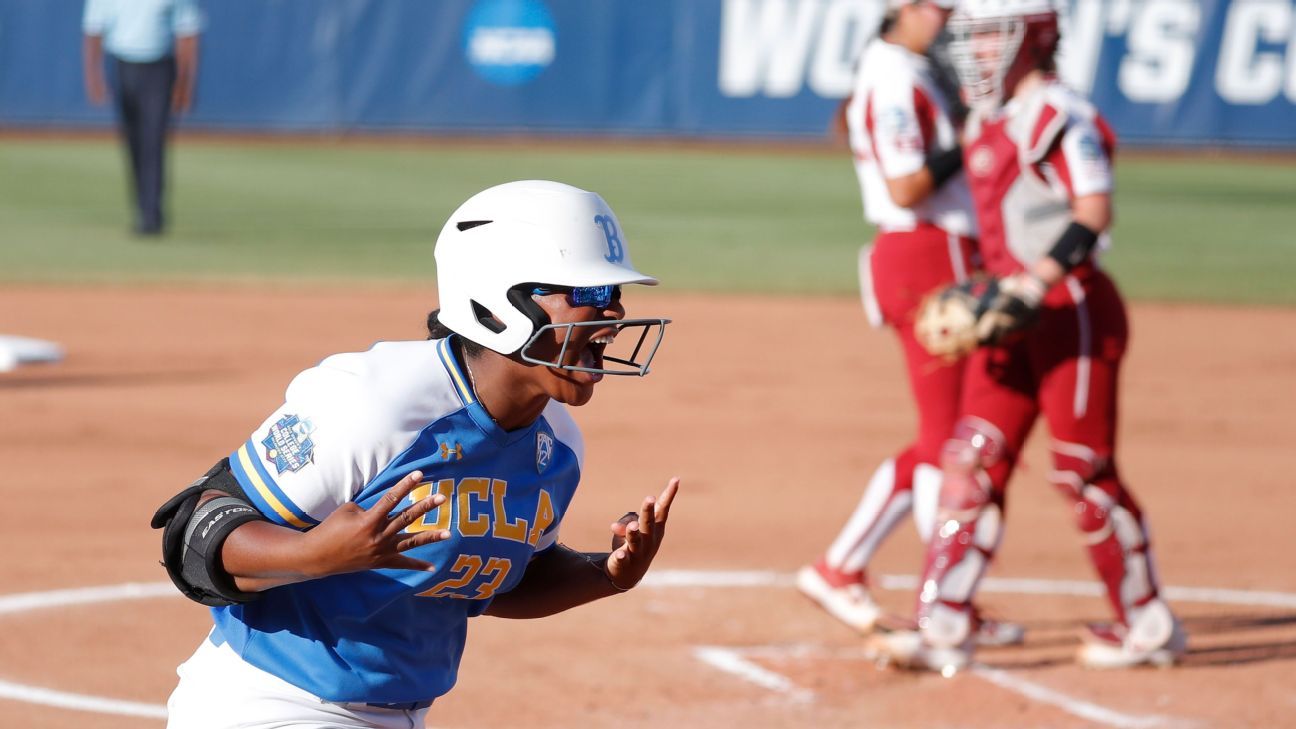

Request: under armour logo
left=594, top=214, right=624, bottom=263
left=440, top=442, right=463, bottom=461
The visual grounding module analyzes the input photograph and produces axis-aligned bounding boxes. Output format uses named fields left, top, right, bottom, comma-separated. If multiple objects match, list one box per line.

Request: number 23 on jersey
left=403, top=477, right=556, bottom=599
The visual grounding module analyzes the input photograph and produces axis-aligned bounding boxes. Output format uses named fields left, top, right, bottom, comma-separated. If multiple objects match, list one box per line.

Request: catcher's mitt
left=914, top=277, right=999, bottom=359
left=974, top=272, right=1046, bottom=345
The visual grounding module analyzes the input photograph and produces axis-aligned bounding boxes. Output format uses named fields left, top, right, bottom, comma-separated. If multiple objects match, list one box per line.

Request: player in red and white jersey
left=847, top=6, right=974, bottom=242
left=872, top=0, right=1185, bottom=673
left=798, top=0, right=1021, bottom=649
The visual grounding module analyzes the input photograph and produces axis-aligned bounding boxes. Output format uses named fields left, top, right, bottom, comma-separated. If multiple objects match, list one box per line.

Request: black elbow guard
left=152, top=459, right=265, bottom=607
left=1046, top=221, right=1101, bottom=271
left=926, top=145, right=964, bottom=189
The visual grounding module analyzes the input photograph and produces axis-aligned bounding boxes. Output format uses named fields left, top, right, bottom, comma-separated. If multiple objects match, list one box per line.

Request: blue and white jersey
left=211, top=335, right=584, bottom=704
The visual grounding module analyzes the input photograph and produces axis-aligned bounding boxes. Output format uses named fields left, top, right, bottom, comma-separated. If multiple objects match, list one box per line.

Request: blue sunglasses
left=531, top=285, right=620, bottom=309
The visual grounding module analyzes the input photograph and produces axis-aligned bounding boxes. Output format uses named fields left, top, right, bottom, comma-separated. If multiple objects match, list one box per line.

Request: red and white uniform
left=820, top=39, right=979, bottom=580
left=850, top=39, right=976, bottom=238
left=959, top=80, right=1122, bottom=449
left=964, top=82, right=1115, bottom=278
left=917, top=79, right=1167, bottom=646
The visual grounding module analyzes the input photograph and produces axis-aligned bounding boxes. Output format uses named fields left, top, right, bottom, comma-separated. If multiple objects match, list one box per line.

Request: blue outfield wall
left=1, top=0, right=1295, bottom=145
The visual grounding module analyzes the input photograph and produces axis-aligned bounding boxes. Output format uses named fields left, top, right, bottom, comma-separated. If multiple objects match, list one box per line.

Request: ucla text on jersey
left=214, top=336, right=585, bottom=703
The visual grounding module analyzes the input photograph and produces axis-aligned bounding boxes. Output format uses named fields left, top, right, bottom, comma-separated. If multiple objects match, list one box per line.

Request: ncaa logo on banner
left=462, top=0, right=556, bottom=86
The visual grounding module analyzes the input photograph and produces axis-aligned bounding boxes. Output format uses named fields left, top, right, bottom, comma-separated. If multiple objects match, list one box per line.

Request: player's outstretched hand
left=299, top=470, right=451, bottom=578
left=605, top=477, right=680, bottom=590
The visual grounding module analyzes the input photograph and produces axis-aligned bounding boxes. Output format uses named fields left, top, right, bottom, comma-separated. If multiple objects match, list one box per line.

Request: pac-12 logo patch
left=535, top=430, right=554, bottom=473
left=262, top=414, right=317, bottom=474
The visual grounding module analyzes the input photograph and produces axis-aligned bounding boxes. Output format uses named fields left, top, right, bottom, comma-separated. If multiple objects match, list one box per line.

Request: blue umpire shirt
left=83, top=0, right=204, bottom=63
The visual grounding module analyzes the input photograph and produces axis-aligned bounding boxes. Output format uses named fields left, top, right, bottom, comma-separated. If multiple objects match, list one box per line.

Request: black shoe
left=133, top=222, right=164, bottom=238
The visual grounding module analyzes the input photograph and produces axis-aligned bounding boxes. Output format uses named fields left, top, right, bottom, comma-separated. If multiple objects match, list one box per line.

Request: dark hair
left=426, top=309, right=486, bottom=357
left=426, top=308, right=452, bottom=340
left=879, top=9, right=898, bottom=36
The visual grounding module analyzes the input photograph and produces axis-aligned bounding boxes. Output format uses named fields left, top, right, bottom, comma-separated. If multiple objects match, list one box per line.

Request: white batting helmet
left=434, top=180, right=658, bottom=356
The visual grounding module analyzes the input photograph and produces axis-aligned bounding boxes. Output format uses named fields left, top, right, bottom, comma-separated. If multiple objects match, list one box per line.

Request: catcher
left=876, top=0, right=1185, bottom=673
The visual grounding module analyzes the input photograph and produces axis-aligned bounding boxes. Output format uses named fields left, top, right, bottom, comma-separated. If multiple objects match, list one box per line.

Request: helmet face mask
left=519, top=318, right=668, bottom=377
left=949, top=0, right=1059, bottom=111
left=434, top=181, right=670, bottom=376
left=950, top=14, right=1025, bottom=110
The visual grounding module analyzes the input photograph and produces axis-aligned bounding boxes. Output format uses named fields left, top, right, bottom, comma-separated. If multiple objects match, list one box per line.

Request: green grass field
left=2, top=137, right=1293, bottom=305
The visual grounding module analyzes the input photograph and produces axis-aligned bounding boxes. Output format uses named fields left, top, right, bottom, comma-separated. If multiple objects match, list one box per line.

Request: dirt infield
left=1, top=285, right=1293, bottom=728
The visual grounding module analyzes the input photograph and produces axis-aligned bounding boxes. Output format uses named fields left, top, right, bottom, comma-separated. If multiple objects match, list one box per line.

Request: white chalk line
left=0, top=570, right=1292, bottom=722
left=0, top=678, right=167, bottom=720
left=652, top=570, right=1291, bottom=729
left=969, top=665, right=1194, bottom=729
left=692, top=647, right=814, bottom=704
left=0, top=581, right=176, bottom=616
left=0, top=583, right=180, bottom=718
left=699, top=643, right=1195, bottom=729
left=644, top=570, right=1296, bottom=610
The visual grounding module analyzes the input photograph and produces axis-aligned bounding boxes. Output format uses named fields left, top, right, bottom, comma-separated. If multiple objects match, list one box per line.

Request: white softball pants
left=166, top=636, right=430, bottom=729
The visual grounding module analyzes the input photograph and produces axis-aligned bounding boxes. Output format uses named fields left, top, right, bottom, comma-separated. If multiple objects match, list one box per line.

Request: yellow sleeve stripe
left=236, top=444, right=313, bottom=530
left=438, top=338, right=476, bottom=405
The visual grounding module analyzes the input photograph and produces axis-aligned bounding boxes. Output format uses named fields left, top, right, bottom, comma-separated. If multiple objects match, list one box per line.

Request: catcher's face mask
left=949, top=1, right=1059, bottom=112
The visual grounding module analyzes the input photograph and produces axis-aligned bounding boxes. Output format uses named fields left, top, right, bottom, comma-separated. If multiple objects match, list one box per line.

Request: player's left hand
left=976, top=273, right=1047, bottom=345
left=605, top=477, right=680, bottom=590
left=172, top=82, right=194, bottom=114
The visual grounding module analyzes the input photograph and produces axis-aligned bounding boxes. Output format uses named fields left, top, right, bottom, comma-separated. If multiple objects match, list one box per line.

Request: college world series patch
left=262, top=414, right=317, bottom=474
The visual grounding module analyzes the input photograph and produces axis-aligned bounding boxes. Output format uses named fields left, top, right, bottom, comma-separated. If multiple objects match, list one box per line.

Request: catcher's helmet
left=434, top=181, right=665, bottom=372
left=886, top=0, right=957, bottom=9
left=949, top=0, right=1060, bottom=111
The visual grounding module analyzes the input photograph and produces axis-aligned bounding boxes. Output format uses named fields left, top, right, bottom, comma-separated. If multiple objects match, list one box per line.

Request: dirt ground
left=1, top=285, right=1294, bottom=729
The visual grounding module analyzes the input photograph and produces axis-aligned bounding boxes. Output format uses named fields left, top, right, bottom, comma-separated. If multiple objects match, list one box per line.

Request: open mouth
left=571, top=326, right=618, bottom=382
left=519, top=317, right=668, bottom=377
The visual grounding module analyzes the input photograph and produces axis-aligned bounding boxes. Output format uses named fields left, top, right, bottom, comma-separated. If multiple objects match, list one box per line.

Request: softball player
left=154, top=181, right=679, bottom=728
left=873, top=0, right=1184, bottom=672
left=797, top=0, right=1020, bottom=645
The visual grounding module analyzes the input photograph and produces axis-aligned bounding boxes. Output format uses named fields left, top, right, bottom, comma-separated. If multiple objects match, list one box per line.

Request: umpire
left=83, top=0, right=204, bottom=237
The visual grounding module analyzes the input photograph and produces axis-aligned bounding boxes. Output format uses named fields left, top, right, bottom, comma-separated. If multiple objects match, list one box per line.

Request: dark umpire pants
left=111, top=56, right=176, bottom=233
